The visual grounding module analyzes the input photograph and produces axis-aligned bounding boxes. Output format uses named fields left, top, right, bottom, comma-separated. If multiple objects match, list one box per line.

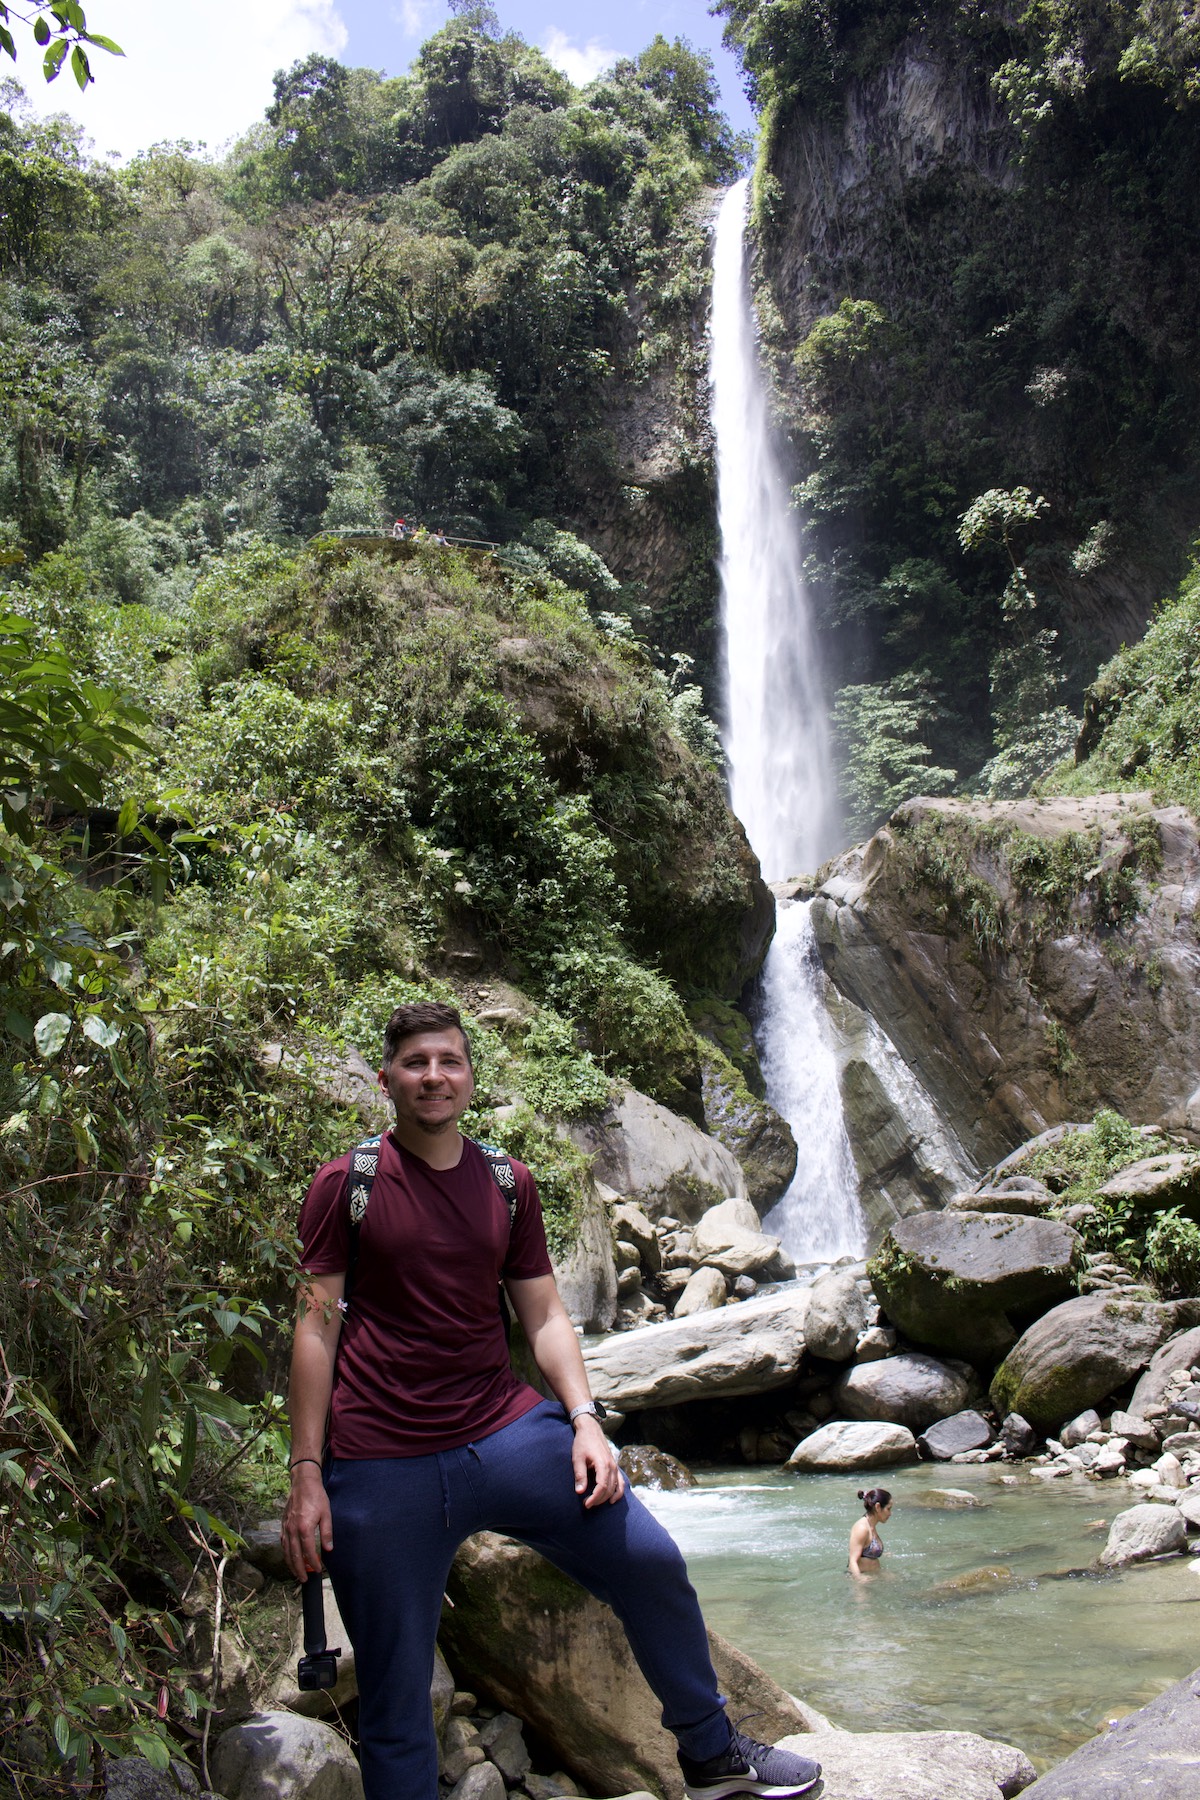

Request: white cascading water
left=710, top=178, right=866, bottom=1264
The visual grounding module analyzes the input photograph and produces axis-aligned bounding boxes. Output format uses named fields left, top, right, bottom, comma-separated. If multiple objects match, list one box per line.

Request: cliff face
left=750, top=18, right=1200, bottom=783
left=810, top=795, right=1200, bottom=1172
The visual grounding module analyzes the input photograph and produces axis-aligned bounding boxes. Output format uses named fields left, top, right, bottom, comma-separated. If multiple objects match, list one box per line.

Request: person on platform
left=282, top=1000, right=821, bottom=1800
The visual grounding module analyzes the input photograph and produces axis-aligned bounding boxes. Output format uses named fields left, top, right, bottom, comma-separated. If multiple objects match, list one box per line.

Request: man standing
left=282, top=1000, right=820, bottom=1800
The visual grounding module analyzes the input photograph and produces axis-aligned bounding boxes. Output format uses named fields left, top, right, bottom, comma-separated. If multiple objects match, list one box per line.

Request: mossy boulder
left=696, top=1040, right=797, bottom=1208
left=989, top=1294, right=1200, bottom=1432
left=869, top=1210, right=1083, bottom=1364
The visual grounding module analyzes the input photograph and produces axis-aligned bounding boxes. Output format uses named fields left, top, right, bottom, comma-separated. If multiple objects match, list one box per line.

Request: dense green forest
left=719, top=0, right=1200, bottom=832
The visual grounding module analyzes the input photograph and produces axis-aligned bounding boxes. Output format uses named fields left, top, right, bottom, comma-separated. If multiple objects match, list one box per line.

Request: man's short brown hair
left=381, top=1000, right=473, bottom=1070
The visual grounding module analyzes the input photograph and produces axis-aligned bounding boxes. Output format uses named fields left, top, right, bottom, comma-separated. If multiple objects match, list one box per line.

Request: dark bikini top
left=860, top=1530, right=884, bottom=1560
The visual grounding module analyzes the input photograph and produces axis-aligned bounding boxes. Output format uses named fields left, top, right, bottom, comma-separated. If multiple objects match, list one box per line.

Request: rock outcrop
left=697, top=1040, right=798, bottom=1207
left=810, top=797, right=1200, bottom=1171
left=569, top=1084, right=746, bottom=1223
left=869, top=1210, right=1082, bottom=1362
left=583, top=1288, right=811, bottom=1411
left=439, top=1533, right=811, bottom=1800
left=1020, top=1664, right=1200, bottom=1798
left=777, top=1728, right=1036, bottom=1800
left=990, top=1295, right=1200, bottom=1431
left=833, top=1352, right=973, bottom=1433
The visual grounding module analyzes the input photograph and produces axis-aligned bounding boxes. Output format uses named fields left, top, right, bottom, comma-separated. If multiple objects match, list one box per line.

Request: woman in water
left=848, top=1487, right=892, bottom=1578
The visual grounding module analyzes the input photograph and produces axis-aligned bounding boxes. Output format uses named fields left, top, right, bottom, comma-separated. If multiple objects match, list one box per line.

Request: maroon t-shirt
left=298, top=1133, right=553, bottom=1457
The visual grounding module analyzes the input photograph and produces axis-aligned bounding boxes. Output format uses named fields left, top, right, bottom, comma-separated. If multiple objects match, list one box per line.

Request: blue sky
left=16, top=0, right=753, bottom=161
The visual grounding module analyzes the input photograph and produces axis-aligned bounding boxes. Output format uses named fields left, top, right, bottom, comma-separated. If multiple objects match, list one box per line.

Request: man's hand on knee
left=572, top=1415, right=624, bottom=1508
left=282, top=1465, right=334, bottom=1581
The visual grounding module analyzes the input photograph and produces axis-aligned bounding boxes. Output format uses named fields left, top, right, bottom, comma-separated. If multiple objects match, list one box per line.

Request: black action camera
left=297, top=1570, right=342, bottom=1692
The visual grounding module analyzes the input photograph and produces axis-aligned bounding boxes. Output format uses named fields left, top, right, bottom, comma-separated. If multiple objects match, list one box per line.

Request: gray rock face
left=805, top=1272, right=870, bottom=1362
left=1128, top=1326, right=1200, bottom=1414
left=786, top=1420, right=918, bottom=1472
left=210, top=1713, right=364, bottom=1800
left=440, top=1533, right=810, bottom=1800
left=568, top=1083, right=746, bottom=1222
left=583, top=1288, right=810, bottom=1411
left=918, top=1410, right=994, bottom=1461
left=833, top=1352, right=972, bottom=1433
left=990, top=1295, right=1200, bottom=1432
left=1019, top=1665, right=1200, bottom=1799
left=554, top=1177, right=618, bottom=1332
left=1099, top=1503, right=1189, bottom=1566
left=809, top=796, right=1200, bottom=1170
left=698, top=1042, right=798, bottom=1207
left=777, top=1728, right=1036, bottom=1800
left=870, top=1210, right=1081, bottom=1362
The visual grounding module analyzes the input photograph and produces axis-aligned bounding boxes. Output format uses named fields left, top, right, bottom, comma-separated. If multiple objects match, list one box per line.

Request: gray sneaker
left=679, top=1728, right=821, bottom=1797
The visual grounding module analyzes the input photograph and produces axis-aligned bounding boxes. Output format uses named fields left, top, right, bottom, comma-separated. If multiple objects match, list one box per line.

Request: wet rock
left=930, top=1566, right=1018, bottom=1597
left=918, top=1410, right=994, bottom=1461
left=671, top=1266, right=728, bottom=1317
left=786, top=1420, right=918, bottom=1472
left=999, top=1413, right=1039, bottom=1458
left=833, top=1352, right=972, bottom=1434
left=990, top=1295, right=1200, bottom=1433
left=568, top=1084, right=746, bottom=1223
left=440, top=1533, right=809, bottom=1800
left=869, top=1211, right=1081, bottom=1362
left=805, top=1271, right=870, bottom=1362
left=617, top=1445, right=697, bottom=1490
left=776, top=1726, right=1036, bottom=1799
left=583, top=1288, right=810, bottom=1410
left=920, top=1488, right=986, bottom=1509
left=1060, top=1409, right=1103, bottom=1447
left=1018, top=1663, right=1200, bottom=1798
left=1099, top=1503, right=1188, bottom=1566
left=209, top=1713, right=363, bottom=1800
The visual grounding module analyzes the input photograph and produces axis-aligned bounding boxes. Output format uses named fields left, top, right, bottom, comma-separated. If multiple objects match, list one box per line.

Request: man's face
left=379, top=1028, right=474, bottom=1136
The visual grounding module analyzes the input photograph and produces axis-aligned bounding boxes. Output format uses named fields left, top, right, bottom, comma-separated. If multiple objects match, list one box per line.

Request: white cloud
left=392, top=0, right=438, bottom=38
left=19, top=0, right=349, bottom=160
left=540, top=26, right=620, bottom=88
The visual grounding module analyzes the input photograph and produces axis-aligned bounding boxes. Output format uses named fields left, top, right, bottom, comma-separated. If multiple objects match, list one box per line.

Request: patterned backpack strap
left=343, top=1133, right=383, bottom=1311
left=476, top=1141, right=518, bottom=1223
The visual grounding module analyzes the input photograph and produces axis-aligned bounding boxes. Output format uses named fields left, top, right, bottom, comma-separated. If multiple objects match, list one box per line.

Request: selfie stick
left=296, top=1569, right=341, bottom=1691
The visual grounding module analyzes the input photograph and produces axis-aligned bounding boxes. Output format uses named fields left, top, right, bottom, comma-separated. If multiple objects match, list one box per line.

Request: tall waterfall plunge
left=710, top=179, right=866, bottom=1263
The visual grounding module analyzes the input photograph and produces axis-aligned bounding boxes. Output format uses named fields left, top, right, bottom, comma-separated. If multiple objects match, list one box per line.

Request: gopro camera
left=296, top=1570, right=342, bottom=1692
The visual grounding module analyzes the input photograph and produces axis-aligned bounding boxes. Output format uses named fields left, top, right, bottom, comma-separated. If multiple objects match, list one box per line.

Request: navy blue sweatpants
left=323, top=1398, right=730, bottom=1798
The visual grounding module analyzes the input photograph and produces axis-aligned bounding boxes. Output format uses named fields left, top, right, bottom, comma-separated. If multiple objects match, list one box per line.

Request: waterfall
left=710, top=178, right=866, bottom=1264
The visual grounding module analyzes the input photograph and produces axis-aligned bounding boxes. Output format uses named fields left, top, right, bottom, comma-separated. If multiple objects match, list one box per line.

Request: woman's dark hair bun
left=856, top=1489, right=865, bottom=1499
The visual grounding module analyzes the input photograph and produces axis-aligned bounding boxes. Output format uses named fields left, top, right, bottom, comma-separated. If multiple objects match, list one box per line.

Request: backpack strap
left=342, top=1134, right=518, bottom=1315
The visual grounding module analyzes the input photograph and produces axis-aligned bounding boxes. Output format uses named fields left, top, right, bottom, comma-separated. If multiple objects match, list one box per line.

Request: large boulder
left=209, top=1713, right=363, bottom=1800
left=786, top=1421, right=918, bottom=1471
left=833, top=1352, right=972, bottom=1433
left=1129, top=1326, right=1200, bottom=1414
left=672, top=1267, right=728, bottom=1317
left=439, top=1533, right=811, bottom=1800
left=869, top=1211, right=1081, bottom=1363
left=917, top=1410, right=993, bottom=1460
left=1019, top=1664, right=1200, bottom=1799
left=809, top=797, right=1200, bottom=1168
left=776, top=1728, right=1035, bottom=1800
left=583, top=1288, right=811, bottom=1411
left=990, top=1295, right=1200, bottom=1432
left=691, top=1198, right=782, bottom=1277
left=1096, top=1153, right=1200, bottom=1218
left=805, top=1272, right=869, bottom=1362
left=1098, top=1503, right=1188, bottom=1566
left=569, top=1084, right=746, bottom=1223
